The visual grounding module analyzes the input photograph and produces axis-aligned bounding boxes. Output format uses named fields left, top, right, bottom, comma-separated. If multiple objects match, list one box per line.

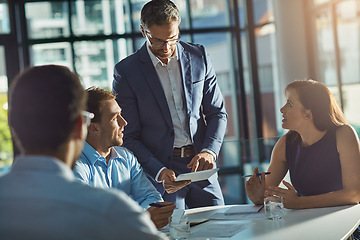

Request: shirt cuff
left=155, top=167, right=167, bottom=183
left=201, top=148, right=217, bottom=161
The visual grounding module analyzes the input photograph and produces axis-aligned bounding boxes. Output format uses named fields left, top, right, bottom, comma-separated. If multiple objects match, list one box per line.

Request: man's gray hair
left=141, top=0, right=181, bottom=28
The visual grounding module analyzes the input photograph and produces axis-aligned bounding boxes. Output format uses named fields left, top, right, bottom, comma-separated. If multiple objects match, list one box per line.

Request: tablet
left=174, top=168, right=219, bottom=182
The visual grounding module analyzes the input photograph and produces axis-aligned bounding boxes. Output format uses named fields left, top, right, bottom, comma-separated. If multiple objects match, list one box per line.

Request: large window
left=0, top=2, right=10, bottom=34
left=0, top=1, right=12, bottom=176
left=312, top=0, right=360, bottom=134
left=0, top=45, right=12, bottom=176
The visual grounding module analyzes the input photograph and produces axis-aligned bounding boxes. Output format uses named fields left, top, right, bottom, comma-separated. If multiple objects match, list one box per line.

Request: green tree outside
left=0, top=93, right=13, bottom=168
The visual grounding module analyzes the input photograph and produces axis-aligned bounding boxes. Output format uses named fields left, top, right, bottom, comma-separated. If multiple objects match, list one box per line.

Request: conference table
left=182, top=204, right=360, bottom=239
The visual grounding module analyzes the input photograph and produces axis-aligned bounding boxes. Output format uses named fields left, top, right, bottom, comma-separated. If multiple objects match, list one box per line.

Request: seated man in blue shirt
left=74, top=87, right=176, bottom=228
left=0, top=65, right=166, bottom=240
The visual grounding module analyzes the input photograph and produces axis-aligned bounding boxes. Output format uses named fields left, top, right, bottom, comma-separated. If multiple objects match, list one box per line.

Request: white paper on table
left=174, top=168, right=219, bottom=182
left=209, top=212, right=266, bottom=220
left=191, top=221, right=253, bottom=238
left=224, top=205, right=263, bottom=215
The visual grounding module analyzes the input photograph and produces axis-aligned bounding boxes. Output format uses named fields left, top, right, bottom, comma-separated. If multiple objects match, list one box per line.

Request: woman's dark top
left=286, top=127, right=343, bottom=196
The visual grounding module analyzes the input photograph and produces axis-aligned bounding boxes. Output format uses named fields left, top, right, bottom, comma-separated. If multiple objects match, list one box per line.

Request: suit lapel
left=138, top=44, right=173, bottom=128
left=178, top=43, right=192, bottom=115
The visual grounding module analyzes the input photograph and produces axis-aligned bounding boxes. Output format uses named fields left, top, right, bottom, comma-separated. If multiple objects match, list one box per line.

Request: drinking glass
left=169, top=216, right=190, bottom=240
left=264, top=195, right=284, bottom=220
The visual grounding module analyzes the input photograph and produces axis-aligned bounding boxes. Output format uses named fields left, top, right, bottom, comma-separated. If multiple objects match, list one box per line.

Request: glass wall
left=240, top=0, right=278, bottom=194
left=312, top=0, right=360, bottom=135
left=315, top=10, right=337, bottom=87
left=0, top=1, right=12, bottom=176
left=335, top=0, right=360, bottom=132
left=25, top=1, right=134, bottom=91
left=0, top=45, right=12, bottom=176
left=253, top=0, right=277, bottom=170
left=0, top=2, right=10, bottom=34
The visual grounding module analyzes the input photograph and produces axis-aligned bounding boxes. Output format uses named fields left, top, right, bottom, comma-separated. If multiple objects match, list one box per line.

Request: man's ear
left=73, top=116, right=85, bottom=140
left=88, top=122, right=98, bottom=133
left=140, top=25, right=146, bottom=38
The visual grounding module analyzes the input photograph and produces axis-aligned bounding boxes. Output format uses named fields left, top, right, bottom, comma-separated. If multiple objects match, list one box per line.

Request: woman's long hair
left=285, top=79, right=346, bottom=142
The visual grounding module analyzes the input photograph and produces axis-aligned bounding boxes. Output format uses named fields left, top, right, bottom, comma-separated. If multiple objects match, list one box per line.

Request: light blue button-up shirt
left=0, top=155, right=167, bottom=240
left=74, top=142, right=163, bottom=209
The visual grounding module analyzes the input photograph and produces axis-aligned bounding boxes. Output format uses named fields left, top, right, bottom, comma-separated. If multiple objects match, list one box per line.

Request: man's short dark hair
left=8, top=65, right=86, bottom=153
left=141, top=0, right=180, bottom=28
left=86, top=87, right=115, bottom=123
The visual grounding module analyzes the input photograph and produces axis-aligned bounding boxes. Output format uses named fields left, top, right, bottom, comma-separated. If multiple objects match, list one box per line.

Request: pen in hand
left=241, top=172, right=271, bottom=178
left=149, top=203, right=167, bottom=208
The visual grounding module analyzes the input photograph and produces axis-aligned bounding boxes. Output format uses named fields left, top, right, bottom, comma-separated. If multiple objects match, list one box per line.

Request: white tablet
left=174, top=168, right=219, bottom=182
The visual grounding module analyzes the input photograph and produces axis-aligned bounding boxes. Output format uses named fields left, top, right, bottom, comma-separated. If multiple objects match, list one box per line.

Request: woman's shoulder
left=335, top=124, right=358, bottom=137
left=277, top=135, right=287, bottom=145
left=335, top=124, right=360, bottom=146
left=268, top=135, right=288, bottom=166
left=272, top=135, right=287, bottom=155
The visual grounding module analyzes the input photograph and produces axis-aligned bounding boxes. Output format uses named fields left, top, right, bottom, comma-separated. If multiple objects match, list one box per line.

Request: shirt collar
left=146, top=43, right=178, bottom=67
left=81, top=141, right=121, bottom=165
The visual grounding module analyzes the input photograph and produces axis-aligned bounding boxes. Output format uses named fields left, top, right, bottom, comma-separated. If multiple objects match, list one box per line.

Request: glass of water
left=264, top=195, right=284, bottom=221
left=169, top=216, right=190, bottom=239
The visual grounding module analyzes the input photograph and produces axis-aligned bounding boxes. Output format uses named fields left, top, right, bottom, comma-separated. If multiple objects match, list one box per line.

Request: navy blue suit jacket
left=113, top=41, right=227, bottom=193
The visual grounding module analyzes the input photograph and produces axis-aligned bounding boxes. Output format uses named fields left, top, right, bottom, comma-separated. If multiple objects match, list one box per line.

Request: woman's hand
left=265, top=180, right=299, bottom=208
left=245, top=167, right=267, bottom=205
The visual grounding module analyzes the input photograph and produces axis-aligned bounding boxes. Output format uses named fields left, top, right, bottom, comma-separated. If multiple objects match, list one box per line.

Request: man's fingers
left=163, top=180, right=190, bottom=194
left=187, top=156, right=200, bottom=172
left=209, top=162, right=214, bottom=169
left=153, top=201, right=174, bottom=207
left=154, top=205, right=176, bottom=214
left=164, top=171, right=176, bottom=181
left=199, top=161, right=213, bottom=171
left=197, top=160, right=205, bottom=171
left=169, top=171, right=176, bottom=181
left=187, top=160, right=193, bottom=168
left=191, top=160, right=199, bottom=172
left=159, top=169, right=176, bottom=182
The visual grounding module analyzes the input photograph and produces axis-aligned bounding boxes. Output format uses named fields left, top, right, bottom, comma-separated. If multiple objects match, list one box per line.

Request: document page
left=191, top=221, right=253, bottom=238
left=207, top=204, right=266, bottom=220
left=209, top=212, right=266, bottom=220
left=224, top=205, right=263, bottom=215
left=174, top=168, right=219, bottom=182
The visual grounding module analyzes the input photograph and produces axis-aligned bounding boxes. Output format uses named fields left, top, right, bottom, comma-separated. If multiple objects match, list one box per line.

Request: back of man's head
left=8, top=65, right=86, bottom=154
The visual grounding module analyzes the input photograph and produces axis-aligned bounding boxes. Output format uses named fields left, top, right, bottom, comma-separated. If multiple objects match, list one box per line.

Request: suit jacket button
left=170, top=131, right=174, bottom=136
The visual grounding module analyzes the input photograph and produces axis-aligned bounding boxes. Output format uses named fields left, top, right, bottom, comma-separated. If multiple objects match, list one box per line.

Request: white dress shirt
left=146, top=44, right=192, bottom=148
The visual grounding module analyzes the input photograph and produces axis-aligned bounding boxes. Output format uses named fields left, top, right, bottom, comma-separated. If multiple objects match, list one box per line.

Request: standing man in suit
left=113, top=0, right=227, bottom=209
